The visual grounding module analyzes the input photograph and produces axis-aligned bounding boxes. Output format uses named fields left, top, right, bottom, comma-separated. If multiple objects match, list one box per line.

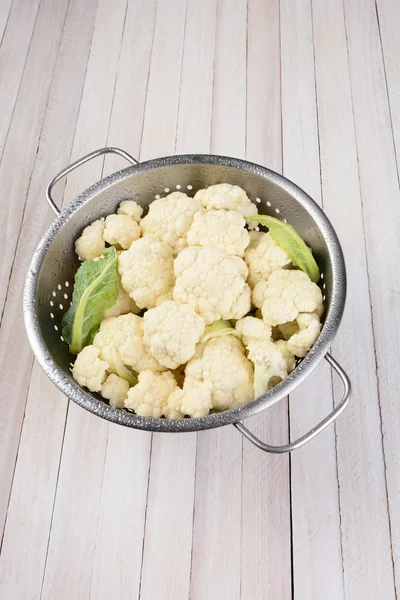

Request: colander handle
left=234, top=353, right=351, bottom=453
left=46, top=147, right=139, bottom=215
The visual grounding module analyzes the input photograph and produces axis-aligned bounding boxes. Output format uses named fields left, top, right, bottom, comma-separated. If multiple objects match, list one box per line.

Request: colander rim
left=24, top=153, right=346, bottom=433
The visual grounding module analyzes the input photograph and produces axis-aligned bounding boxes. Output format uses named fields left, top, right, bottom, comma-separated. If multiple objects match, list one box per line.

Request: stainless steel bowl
left=23, top=147, right=351, bottom=453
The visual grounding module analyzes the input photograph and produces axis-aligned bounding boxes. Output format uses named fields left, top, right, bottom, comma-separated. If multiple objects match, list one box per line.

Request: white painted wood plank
left=88, top=426, right=152, bottom=600
left=280, top=0, right=344, bottom=597
left=313, top=0, right=396, bottom=596
left=139, top=0, right=187, bottom=162
left=343, top=0, right=400, bottom=592
left=0, top=0, right=41, bottom=158
left=0, top=369, right=67, bottom=600
left=135, top=1, right=203, bottom=598
left=0, top=0, right=78, bottom=541
left=0, top=0, right=99, bottom=595
left=0, top=0, right=13, bottom=44
left=376, top=0, right=400, bottom=177
left=190, top=1, right=246, bottom=598
left=242, top=1, right=291, bottom=598
left=88, top=2, right=157, bottom=598
left=175, top=0, right=216, bottom=155
left=40, top=1, right=131, bottom=597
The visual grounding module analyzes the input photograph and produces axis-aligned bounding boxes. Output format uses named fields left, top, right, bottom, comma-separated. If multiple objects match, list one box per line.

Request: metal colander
left=23, top=147, right=350, bottom=453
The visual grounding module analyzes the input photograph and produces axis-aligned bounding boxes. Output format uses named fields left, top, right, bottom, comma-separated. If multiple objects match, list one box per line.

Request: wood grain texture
left=0, top=0, right=399, bottom=598
left=281, top=1, right=344, bottom=598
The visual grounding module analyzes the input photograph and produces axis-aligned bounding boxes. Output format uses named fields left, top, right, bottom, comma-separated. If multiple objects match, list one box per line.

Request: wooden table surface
left=1, top=0, right=399, bottom=598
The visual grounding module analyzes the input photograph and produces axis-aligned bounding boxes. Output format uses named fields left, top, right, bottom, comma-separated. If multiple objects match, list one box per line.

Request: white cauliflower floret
left=287, top=313, right=322, bottom=358
left=167, top=384, right=213, bottom=418
left=235, top=316, right=272, bottom=344
left=140, top=191, right=203, bottom=254
left=117, top=200, right=143, bottom=222
left=103, top=214, right=141, bottom=249
left=274, top=340, right=297, bottom=372
left=103, top=275, right=140, bottom=318
left=184, top=336, right=254, bottom=411
left=101, top=373, right=130, bottom=408
left=244, top=231, right=291, bottom=288
left=75, top=219, right=105, bottom=261
left=125, top=370, right=179, bottom=418
left=118, top=236, right=175, bottom=309
left=186, top=209, right=250, bottom=257
left=173, top=246, right=251, bottom=325
left=93, top=314, right=164, bottom=373
left=253, top=269, right=323, bottom=326
left=72, top=345, right=109, bottom=392
left=236, top=317, right=296, bottom=396
left=143, top=301, right=205, bottom=369
left=194, top=183, right=258, bottom=221
left=165, top=388, right=187, bottom=419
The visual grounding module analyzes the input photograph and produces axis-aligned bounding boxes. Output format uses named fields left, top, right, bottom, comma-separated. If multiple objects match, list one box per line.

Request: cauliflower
left=117, top=200, right=143, bottom=222
left=186, top=209, right=250, bottom=257
left=173, top=246, right=251, bottom=324
left=253, top=269, right=323, bottom=326
left=194, top=183, right=258, bottom=221
left=140, top=191, right=203, bottom=254
left=165, top=388, right=187, bottom=419
left=287, top=313, right=322, bottom=358
left=75, top=219, right=105, bottom=261
left=103, top=214, right=141, bottom=249
left=72, top=345, right=109, bottom=392
left=101, top=373, right=130, bottom=408
left=236, top=316, right=296, bottom=396
left=93, top=313, right=164, bottom=373
left=167, top=384, right=213, bottom=418
left=235, top=315, right=272, bottom=344
left=118, top=236, right=175, bottom=309
left=244, top=231, right=291, bottom=288
left=143, top=301, right=205, bottom=369
left=184, top=336, right=254, bottom=412
left=125, top=370, right=180, bottom=418
left=103, top=275, right=140, bottom=318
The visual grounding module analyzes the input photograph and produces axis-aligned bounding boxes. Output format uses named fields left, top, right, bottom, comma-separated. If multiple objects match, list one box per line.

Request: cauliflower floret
left=167, top=384, right=213, bottom=418
left=244, top=231, right=291, bottom=288
left=144, top=301, right=205, bottom=369
left=186, top=209, right=250, bottom=257
left=103, top=214, right=141, bottom=249
left=93, top=314, right=164, bottom=373
left=75, top=219, right=105, bottom=261
left=194, top=183, right=258, bottom=221
left=287, top=312, right=322, bottom=358
left=103, top=275, right=140, bottom=318
left=253, top=269, right=323, bottom=326
left=117, top=200, right=143, bottom=222
left=125, top=370, right=179, bottom=418
left=173, top=246, right=251, bottom=325
left=275, top=340, right=297, bottom=372
left=165, top=388, right=187, bottom=419
left=72, top=345, right=109, bottom=392
left=140, top=191, right=203, bottom=254
left=236, top=317, right=296, bottom=396
left=118, top=236, right=175, bottom=309
left=101, top=373, right=130, bottom=408
left=184, top=336, right=254, bottom=411
left=235, top=316, right=272, bottom=344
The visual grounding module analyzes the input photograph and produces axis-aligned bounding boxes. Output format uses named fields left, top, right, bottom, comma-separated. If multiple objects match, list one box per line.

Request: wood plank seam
left=374, top=0, right=400, bottom=188
left=310, top=0, right=345, bottom=589
left=38, top=401, right=70, bottom=600
left=342, top=0, right=398, bottom=593
left=0, top=0, right=14, bottom=46
left=137, top=436, right=154, bottom=599
left=0, top=0, right=42, bottom=166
